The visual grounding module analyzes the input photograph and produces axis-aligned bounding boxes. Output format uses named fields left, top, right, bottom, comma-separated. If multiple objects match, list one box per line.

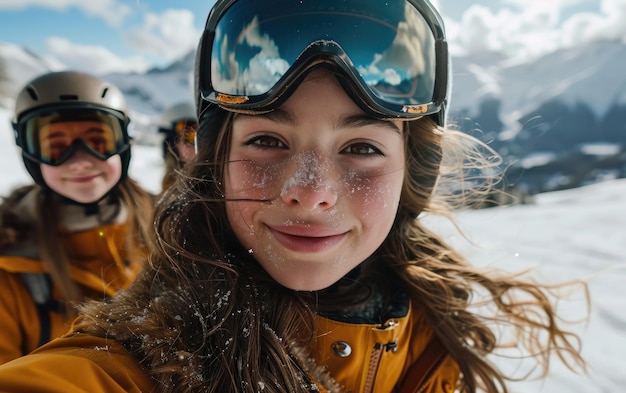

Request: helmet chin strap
left=36, top=172, right=122, bottom=216
left=50, top=187, right=120, bottom=216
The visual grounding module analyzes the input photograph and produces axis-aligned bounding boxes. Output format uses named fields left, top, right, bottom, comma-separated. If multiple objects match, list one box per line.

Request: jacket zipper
left=363, top=320, right=399, bottom=393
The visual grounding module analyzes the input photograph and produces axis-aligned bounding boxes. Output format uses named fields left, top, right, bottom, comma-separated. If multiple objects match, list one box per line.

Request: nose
left=64, top=148, right=96, bottom=170
left=280, top=152, right=339, bottom=210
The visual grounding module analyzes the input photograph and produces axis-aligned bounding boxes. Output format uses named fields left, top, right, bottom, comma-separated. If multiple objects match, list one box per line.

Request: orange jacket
left=310, top=302, right=458, bottom=393
left=0, top=223, right=144, bottom=365
left=0, top=332, right=153, bottom=393
left=0, top=301, right=458, bottom=392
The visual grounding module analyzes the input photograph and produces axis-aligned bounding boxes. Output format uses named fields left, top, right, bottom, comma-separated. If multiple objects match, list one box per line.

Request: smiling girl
left=0, top=71, right=154, bottom=364
left=0, top=1, right=586, bottom=392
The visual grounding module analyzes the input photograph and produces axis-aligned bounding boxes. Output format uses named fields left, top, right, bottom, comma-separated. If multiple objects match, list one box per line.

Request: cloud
left=0, top=0, right=132, bottom=27
left=562, top=0, right=626, bottom=46
left=125, top=9, right=202, bottom=64
left=45, top=37, right=149, bottom=74
left=445, top=0, right=626, bottom=63
left=446, top=4, right=562, bottom=60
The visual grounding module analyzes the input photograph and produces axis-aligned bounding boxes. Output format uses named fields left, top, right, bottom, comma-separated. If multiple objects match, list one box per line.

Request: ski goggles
left=197, top=0, right=448, bottom=123
left=15, top=107, right=130, bottom=166
left=160, top=119, right=198, bottom=146
left=174, top=120, right=199, bottom=146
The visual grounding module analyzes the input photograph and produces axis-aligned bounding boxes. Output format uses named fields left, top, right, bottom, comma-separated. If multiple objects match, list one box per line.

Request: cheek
left=177, top=142, right=196, bottom=162
left=225, top=160, right=287, bottom=200
left=40, top=165, right=62, bottom=188
left=225, top=201, right=247, bottom=232
left=225, top=161, right=285, bottom=248
left=103, top=155, right=123, bottom=181
left=342, top=169, right=403, bottom=214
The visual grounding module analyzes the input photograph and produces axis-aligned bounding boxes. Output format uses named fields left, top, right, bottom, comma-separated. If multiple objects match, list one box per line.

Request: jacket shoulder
left=0, top=332, right=155, bottom=393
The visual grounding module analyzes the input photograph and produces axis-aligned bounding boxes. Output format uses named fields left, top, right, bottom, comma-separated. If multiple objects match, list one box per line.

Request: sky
left=0, top=0, right=624, bottom=75
left=0, top=105, right=624, bottom=391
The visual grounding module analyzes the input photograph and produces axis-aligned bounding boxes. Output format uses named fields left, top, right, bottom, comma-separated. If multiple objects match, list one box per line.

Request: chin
left=61, top=193, right=106, bottom=204
left=275, top=275, right=342, bottom=292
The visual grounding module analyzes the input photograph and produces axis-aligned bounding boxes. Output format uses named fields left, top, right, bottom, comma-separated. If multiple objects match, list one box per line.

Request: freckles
left=342, top=170, right=397, bottom=210
left=228, top=161, right=285, bottom=199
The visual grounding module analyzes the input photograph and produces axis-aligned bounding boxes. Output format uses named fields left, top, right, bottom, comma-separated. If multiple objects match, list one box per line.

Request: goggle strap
left=432, top=40, right=449, bottom=105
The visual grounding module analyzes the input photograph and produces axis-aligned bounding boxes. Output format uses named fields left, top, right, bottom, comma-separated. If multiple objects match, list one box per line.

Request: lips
left=267, top=224, right=347, bottom=253
left=65, top=174, right=99, bottom=183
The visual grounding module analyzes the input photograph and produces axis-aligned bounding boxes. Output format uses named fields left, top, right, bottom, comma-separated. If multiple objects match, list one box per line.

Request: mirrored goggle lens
left=206, top=0, right=442, bottom=113
left=174, top=120, right=198, bottom=146
left=21, top=109, right=128, bottom=165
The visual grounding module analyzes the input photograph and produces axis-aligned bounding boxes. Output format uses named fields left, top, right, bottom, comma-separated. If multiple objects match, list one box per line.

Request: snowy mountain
left=0, top=42, right=61, bottom=109
left=104, top=50, right=196, bottom=116
left=2, top=39, right=626, bottom=195
left=451, top=39, right=626, bottom=121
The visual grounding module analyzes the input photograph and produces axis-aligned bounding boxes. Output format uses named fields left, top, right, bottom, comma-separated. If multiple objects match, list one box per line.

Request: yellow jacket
left=0, top=222, right=143, bottom=365
left=0, top=332, right=153, bottom=393
left=0, top=301, right=458, bottom=392
left=311, top=302, right=458, bottom=392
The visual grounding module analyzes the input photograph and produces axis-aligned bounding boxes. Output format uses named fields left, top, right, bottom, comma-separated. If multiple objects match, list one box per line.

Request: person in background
left=0, top=70, right=154, bottom=365
left=0, top=1, right=587, bottom=392
left=157, top=101, right=198, bottom=191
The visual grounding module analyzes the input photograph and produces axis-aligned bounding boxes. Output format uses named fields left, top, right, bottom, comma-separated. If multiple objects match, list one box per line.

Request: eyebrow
left=234, top=110, right=401, bottom=133
left=339, top=114, right=401, bottom=134
left=233, top=109, right=295, bottom=125
left=45, top=126, right=106, bottom=139
left=45, top=130, right=67, bottom=139
left=84, top=127, right=106, bottom=135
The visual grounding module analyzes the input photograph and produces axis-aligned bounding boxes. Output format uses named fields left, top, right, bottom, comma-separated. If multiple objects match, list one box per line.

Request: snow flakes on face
left=280, top=151, right=335, bottom=197
left=232, top=150, right=396, bottom=210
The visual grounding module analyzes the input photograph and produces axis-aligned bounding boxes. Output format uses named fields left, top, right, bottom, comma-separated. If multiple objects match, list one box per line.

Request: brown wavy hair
left=75, top=107, right=587, bottom=393
left=160, top=148, right=184, bottom=193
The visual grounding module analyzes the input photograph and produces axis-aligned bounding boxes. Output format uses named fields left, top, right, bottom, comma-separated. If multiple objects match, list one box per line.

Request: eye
left=342, top=142, right=383, bottom=156
left=48, top=143, right=68, bottom=160
left=246, top=135, right=286, bottom=149
left=48, top=140, right=70, bottom=154
left=84, top=135, right=107, bottom=151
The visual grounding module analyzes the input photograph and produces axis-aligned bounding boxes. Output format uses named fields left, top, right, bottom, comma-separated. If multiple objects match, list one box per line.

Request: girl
left=157, top=101, right=198, bottom=191
left=0, top=1, right=586, bottom=392
left=0, top=71, right=154, bottom=364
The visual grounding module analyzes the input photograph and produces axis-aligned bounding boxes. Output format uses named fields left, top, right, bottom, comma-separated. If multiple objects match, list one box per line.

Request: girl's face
left=176, top=139, right=196, bottom=163
left=225, top=69, right=406, bottom=291
left=40, top=120, right=122, bottom=203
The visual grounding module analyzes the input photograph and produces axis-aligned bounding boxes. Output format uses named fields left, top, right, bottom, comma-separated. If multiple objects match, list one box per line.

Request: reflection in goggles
left=174, top=120, right=198, bottom=146
left=201, top=0, right=447, bottom=118
left=21, top=109, right=129, bottom=166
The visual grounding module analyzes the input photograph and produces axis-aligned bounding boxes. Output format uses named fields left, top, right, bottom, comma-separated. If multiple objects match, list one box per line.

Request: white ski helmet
left=12, top=70, right=132, bottom=195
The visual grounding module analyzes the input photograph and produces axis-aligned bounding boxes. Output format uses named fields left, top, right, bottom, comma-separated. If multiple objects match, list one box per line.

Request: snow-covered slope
left=1, top=102, right=624, bottom=391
